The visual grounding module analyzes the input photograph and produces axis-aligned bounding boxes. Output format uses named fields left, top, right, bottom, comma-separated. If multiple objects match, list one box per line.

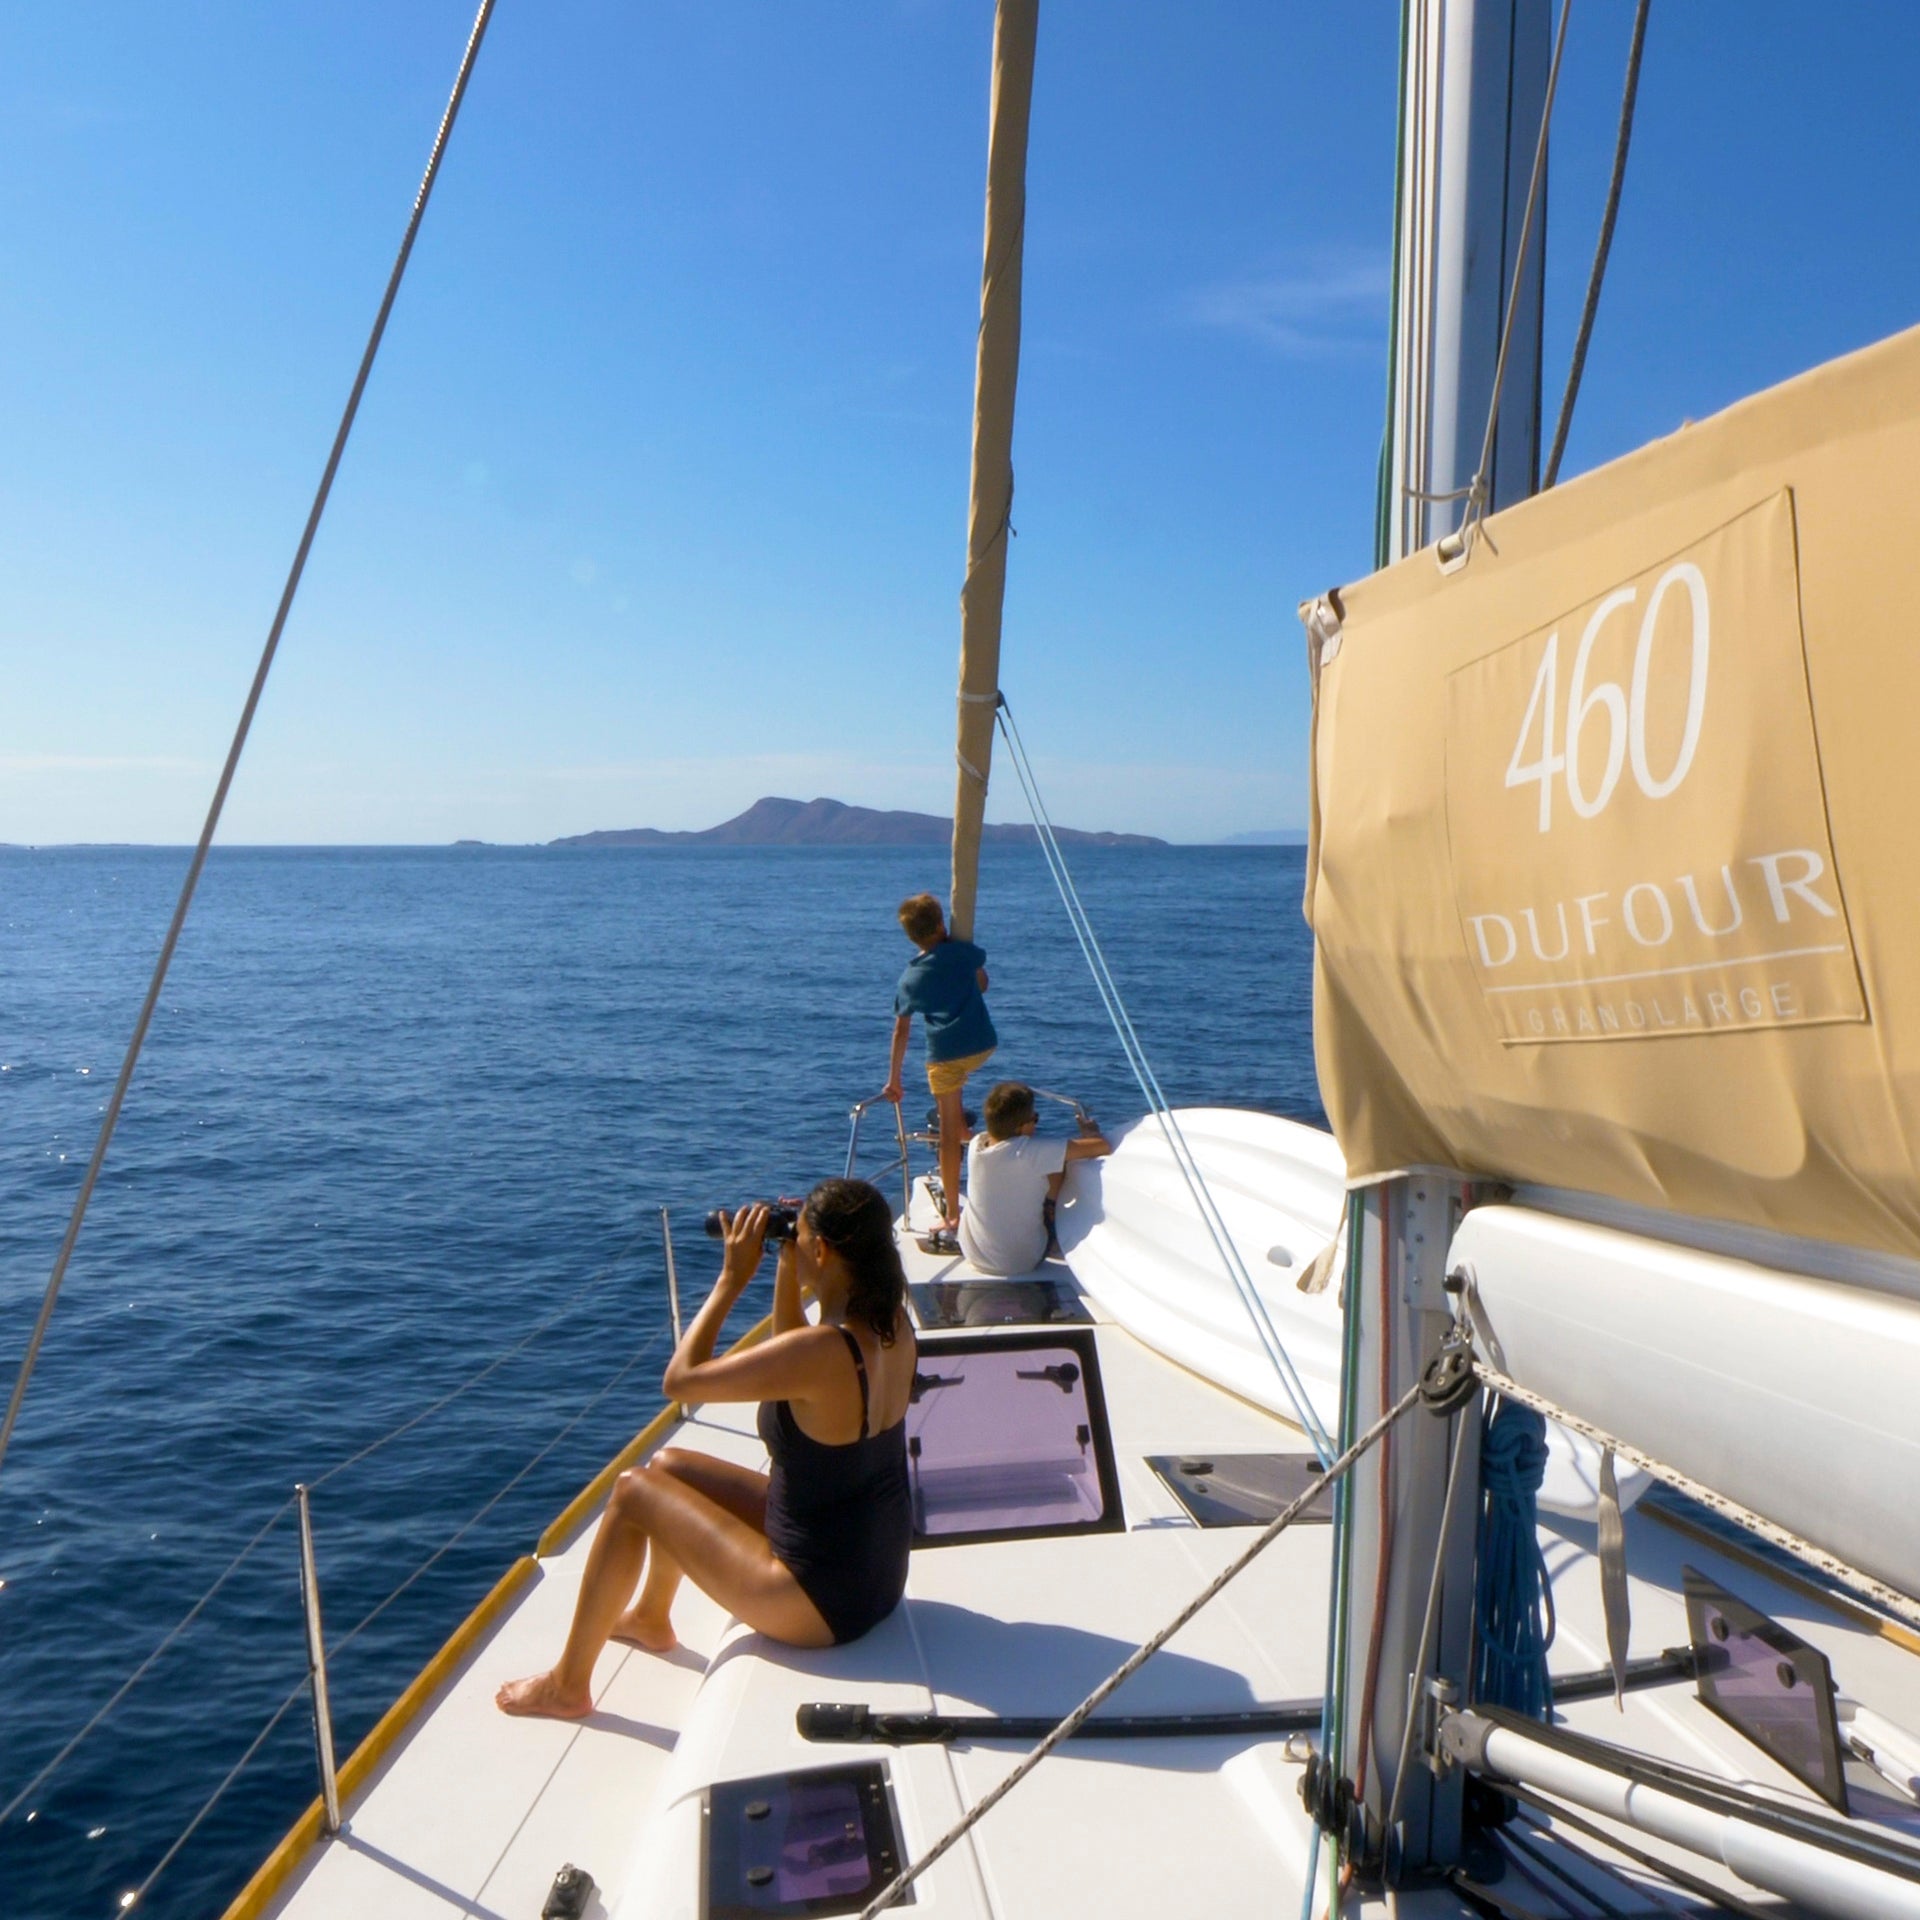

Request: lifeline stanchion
left=295, top=1484, right=342, bottom=1834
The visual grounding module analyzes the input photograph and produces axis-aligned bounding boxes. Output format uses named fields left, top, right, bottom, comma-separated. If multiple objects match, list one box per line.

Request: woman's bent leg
left=498, top=1457, right=830, bottom=1720
left=615, top=1450, right=770, bottom=1652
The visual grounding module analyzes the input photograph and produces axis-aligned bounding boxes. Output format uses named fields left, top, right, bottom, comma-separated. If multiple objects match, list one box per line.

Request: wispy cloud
left=0, top=754, right=206, bottom=775
left=1180, top=255, right=1389, bottom=358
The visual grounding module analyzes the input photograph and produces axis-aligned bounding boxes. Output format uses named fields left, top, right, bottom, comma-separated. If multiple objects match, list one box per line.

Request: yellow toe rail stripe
left=217, top=1314, right=772, bottom=1919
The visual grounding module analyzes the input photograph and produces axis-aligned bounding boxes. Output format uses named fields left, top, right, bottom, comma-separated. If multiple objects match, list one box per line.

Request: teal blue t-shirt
left=894, top=939, right=997, bottom=1063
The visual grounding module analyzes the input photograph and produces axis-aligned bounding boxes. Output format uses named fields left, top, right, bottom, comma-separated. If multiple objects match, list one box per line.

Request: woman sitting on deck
left=498, top=1179, right=917, bottom=1719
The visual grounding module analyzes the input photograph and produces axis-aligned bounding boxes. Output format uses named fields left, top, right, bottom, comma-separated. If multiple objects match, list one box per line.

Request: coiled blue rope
left=1473, top=1399, right=1556, bottom=1718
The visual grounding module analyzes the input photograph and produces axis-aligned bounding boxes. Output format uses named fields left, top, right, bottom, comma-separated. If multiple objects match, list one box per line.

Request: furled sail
left=948, top=0, right=1037, bottom=941
left=1305, top=321, right=1920, bottom=1261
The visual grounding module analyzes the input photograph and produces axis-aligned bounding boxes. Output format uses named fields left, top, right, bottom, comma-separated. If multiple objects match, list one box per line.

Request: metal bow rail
left=845, top=1093, right=918, bottom=1229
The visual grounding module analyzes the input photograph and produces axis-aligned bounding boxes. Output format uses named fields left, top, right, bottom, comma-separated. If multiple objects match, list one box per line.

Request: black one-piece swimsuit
left=759, top=1325, right=914, bottom=1645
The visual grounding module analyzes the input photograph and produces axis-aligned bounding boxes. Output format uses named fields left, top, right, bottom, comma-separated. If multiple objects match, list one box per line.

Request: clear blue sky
left=4, top=3, right=1918, bottom=845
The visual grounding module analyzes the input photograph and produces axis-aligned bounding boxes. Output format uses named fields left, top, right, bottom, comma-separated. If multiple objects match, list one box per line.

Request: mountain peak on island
left=548, top=796, right=1165, bottom=849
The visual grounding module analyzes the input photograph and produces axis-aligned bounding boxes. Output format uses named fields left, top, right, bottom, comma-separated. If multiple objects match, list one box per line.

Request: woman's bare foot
left=496, top=1670, right=593, bottom=1719
left=609, top=1605, right=679, bottom=1653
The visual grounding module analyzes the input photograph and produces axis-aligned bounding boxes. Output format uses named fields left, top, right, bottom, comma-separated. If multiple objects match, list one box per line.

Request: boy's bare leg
left=935, top=1086, right=969, bottom=1231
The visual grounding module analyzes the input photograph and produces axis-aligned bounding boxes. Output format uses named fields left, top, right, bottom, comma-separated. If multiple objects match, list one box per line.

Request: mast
left=1384, top=0, right=1549, bottom=563
left=1334, top=0, right=1552, bottom=1887
left=948, top=0, right=1039, bottom=943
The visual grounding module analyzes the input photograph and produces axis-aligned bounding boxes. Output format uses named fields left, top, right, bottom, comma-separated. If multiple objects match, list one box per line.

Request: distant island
left=549, top=796, right=1166, bottom=850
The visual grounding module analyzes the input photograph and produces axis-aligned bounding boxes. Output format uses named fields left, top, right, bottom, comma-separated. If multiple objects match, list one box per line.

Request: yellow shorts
left=927, top=1048, right=994, bottom=1096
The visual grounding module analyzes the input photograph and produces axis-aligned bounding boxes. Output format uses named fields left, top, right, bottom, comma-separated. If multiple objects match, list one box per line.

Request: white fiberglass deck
left=251, top=1186, right=1920, bottom=1920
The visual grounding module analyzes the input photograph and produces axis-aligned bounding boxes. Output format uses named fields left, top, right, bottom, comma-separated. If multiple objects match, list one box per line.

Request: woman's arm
left=662, top=1206, right=841, bottom=1407
left=771, top=1238, right=809, bottom=1335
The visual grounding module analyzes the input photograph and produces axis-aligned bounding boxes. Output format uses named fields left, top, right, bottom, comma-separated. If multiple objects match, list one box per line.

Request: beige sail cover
left=1306, top=321, right=1920, bottom=1259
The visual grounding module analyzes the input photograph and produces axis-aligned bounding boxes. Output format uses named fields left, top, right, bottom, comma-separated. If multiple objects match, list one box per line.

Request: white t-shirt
left=958, top=1132, right=1069, bottom=1276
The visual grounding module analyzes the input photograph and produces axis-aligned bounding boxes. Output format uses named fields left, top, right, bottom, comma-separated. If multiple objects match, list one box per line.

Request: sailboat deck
left=249, top=1215, right=1920, bottom=1920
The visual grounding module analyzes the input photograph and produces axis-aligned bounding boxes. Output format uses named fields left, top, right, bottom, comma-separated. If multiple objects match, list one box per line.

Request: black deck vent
left=1148, top=1452, right=1332, bottom=1528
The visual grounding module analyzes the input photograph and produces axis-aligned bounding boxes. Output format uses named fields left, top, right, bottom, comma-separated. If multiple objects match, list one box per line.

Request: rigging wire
left=307, top=1215, right=658, bottom=1493
left=1449, top=0, right=1575, bottom=558
left=329, top=1323, right=673, bottom=1660
left=0, top=0, right=500, bottom=1489
left=117, top=1321, right=676, bottom=1910
left=123, top=1673, right=313, bottom=1913
left=1543, top=0, right=1652, bottom=489
left=0, top=1226, right=661, bottom=1833
left=0, top=1496, right=296, bottom=1832
left=856, top=1376, right=1432, bottom=1917
left=992, top=695, right=1333, bottom=1461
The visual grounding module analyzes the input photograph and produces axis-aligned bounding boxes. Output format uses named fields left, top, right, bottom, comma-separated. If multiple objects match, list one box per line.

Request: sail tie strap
left=993, top=695, right=1334, bottom=1460
left=0, top=0, right=501, bottom=1489
left=856, top=1376, right=1431, bottom=1917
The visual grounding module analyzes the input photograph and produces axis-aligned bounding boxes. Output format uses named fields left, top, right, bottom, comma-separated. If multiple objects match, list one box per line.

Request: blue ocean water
left=0, top=843, right=1318, bottom=1918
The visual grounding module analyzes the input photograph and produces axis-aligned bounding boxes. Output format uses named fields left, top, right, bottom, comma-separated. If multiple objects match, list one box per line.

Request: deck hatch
left=1684, top=1567, right=1849, bottom=1812
left=907, top=1326, right=1124, bottom=1546
left=1147, top=1453, right=1332, bottom=1528
left=909, top=1275, right=1090, bottom=1329
left=703, top=1761, right=910, bottom=1917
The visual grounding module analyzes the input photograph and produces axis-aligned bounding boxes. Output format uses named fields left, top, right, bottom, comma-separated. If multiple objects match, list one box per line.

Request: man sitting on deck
left=958, top=1082, right=1111, bottom=1277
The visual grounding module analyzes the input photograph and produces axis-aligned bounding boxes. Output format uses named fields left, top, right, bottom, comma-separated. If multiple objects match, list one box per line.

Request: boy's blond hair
left=897, top=892, right=946, bottom=945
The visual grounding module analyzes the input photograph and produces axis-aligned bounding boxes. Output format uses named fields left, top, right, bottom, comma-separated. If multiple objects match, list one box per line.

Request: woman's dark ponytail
left=804, top=1178, right=906, bottom=1345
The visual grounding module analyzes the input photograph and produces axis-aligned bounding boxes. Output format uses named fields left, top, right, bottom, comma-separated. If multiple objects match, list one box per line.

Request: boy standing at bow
left=881, top=893, right=994, bottom=1247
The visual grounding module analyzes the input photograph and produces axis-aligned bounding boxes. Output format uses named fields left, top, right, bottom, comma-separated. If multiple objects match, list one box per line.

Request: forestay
left=1304, top=320, right=1920, bottom=1261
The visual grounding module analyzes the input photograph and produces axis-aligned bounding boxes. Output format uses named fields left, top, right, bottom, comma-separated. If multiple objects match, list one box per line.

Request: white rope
left=1474, top=1361, right=1920, bottom=1638
left=856, top=1378, right=1429, bottom=1917
left=994, top=698, right=1334, bottom=1460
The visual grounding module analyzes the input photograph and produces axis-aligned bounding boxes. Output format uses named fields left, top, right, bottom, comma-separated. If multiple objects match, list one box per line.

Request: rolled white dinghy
left=1052, top=1106, right=1642, bottom=1519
